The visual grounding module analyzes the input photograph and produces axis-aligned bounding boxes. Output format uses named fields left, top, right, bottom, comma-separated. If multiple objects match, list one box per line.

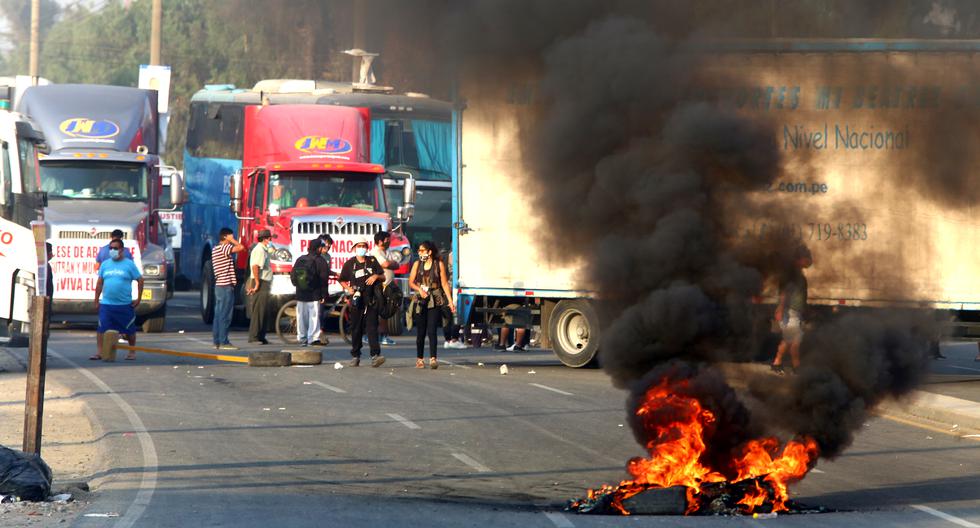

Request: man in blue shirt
left=91, top=238, right=144, bottom=360
left=94, top=229, right=133, bottom=271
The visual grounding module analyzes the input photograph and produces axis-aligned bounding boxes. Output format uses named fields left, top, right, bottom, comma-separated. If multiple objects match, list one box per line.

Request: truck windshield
left=387, top=185, right=451, bottom=251
left=268, top=171, right=386, bottom=213
left=41, top=160, right=148, bottom=201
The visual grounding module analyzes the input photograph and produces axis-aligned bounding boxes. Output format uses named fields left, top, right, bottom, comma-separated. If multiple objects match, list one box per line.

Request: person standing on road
left=94, top=229, right=133, bottom=271
left=771, top=245, right=812, bottom=374
left=247, top=229, right=274, bottom=345
left=339, top=237, right=386, bottom=367
left=409, top=241, right=454, bottom=369
left=293, top=238, right=331, bottom=347
left=91, top=238, right=143, bottom=360
left=212, top=228, right=244, bottom=350
left=370, top=231, right=399, bottom=347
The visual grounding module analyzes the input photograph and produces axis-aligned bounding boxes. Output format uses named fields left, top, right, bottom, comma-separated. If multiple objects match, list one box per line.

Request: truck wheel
left=200, top=260, right=215, bottom=324
left=387, top=308, right=405, bottom=336
left=549, top=299, right=600, bottom=368
left=142, top=307, right=166, bottom=333
left=276, top=300, right=300, bottom=345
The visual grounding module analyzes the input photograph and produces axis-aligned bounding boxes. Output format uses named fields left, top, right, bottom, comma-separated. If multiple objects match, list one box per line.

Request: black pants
left=350, top=302, right=380, bottom=358
left=248, top=281, right=271, bottom=341
left=416, top=302, right=441, bottom=359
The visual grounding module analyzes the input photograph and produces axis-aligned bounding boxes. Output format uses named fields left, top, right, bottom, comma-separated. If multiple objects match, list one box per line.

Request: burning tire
left=550, top=299, right=600, bottom=368
left=200, top=260, right=215, bottom=324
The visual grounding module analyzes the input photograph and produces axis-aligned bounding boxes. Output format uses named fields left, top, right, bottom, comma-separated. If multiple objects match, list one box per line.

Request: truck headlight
left=274, top=248, right=292, bottom=262
left=143, top=264, right=165, bottom=278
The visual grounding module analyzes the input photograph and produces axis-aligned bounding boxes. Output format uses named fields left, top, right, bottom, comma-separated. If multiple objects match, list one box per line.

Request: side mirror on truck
left=230, top=170, right=243, bottom=214
left=170, top=170, right=185, bottom=206
left=388, top=170, right=417, bottom=223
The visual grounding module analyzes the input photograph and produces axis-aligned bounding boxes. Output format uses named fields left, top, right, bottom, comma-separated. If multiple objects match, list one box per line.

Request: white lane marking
left=386, top=413, right=421, bottom=430
left=451, top=453, right=492, bottom=473
left=51, top=349, right=158, bottom=528
left=309, top=380, right=347, bottom=394
left=811, top=468, right=825, bottom=474
left=949, top=365, right=980, bottom=373
left=529, top=383, right=574, bottom=396
left=542, top=511, right=575, bottom=528
left=911, top=505, right=980, bottom=528
left=438, top=359, right=471, bottom=369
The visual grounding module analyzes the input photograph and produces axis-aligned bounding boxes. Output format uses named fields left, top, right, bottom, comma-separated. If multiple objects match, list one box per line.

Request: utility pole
left=29, top=0, right=40, bottom=79
left=351, top=0, right=366, bottom=82
left=150, top=0, right=162, bottom=65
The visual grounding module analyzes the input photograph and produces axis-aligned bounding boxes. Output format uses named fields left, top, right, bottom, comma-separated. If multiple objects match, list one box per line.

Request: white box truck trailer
left=453, top=40, right=980, bottom=367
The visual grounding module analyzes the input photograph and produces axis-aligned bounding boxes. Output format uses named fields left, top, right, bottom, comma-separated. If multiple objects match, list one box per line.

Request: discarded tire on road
left=290, top=350, right=322, bottom=365
left=248, top=351, right=291, bottom=367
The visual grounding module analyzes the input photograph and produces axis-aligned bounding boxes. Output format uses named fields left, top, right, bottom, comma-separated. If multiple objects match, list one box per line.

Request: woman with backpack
left=408, top=241, right=455, bottom=369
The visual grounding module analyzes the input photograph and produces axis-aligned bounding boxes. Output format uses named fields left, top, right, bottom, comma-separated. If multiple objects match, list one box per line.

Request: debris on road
left=0, top=445, right=52, bottom=502
left=500, top=365, right=509, bottom=375
left=178, top=330, right=185, bottom=334
left=334, top=362, right=344, bottom=370
left=478, top=362, right=484, bottom=366
left=83, top=512, right=120, bottom=518
left=528, top=370, right=536, bottom=374
left=49, top=493, right=72, bottom=503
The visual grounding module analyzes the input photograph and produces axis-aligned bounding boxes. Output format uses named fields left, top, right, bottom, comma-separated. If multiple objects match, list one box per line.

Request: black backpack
left=377, top=282, right=404, bottom=319
left=290, top=255, right=319, bottom=292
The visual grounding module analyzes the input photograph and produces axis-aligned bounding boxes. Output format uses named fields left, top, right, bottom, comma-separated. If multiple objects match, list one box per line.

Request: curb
left=880, top=390, right=980, bottom=433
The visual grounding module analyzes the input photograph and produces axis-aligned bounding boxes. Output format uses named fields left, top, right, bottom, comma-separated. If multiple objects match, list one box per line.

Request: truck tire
left=200, top=260, right=215, bottom=324
left=549, top=299, right=600, bottom=368
left=141, top=306, right=166, bottom=333
left=387, top=308, right=405, bottom=337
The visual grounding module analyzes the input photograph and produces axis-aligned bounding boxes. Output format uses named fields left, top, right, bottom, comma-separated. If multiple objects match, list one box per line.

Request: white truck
left=0, top=91, right=48, bottom=345
left=453, top=40, right=980, bottom=367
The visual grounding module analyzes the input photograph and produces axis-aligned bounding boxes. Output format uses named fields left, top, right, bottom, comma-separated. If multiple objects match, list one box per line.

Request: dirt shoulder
left=1, top=349, right=100, bottom=527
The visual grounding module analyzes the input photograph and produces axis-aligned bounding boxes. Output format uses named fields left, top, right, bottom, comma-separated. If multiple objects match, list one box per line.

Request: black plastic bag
left=0, top=445, right=52, bottom=501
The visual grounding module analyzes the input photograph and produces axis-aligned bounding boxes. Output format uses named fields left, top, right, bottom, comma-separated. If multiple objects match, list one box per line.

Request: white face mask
left=418, top=253, right=430, bottom=262
left=355, top=247, right=368, bottom=258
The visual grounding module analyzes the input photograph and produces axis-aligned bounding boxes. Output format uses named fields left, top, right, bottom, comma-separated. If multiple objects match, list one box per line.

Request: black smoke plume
left=378, top=0, right=944, bottom=463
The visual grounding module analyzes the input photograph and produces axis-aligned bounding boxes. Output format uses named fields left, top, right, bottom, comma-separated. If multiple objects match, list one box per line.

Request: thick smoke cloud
left=378, top=0, right=941, bottom=460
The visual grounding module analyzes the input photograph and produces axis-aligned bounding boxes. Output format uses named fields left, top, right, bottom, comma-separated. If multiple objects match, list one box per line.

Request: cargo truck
left=454, top=40, right=980, bottom=367
left=17, top=84, right=183, bottom=332
left=0, top=89, right=47, bottom=344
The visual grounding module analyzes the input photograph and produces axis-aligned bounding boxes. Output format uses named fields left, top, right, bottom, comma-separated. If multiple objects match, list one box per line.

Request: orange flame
left=574, top=377, right=820, bottom=515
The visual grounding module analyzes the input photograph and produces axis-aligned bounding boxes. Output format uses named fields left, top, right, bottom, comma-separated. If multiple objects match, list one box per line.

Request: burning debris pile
left=568, top=366, right=819, bottom=515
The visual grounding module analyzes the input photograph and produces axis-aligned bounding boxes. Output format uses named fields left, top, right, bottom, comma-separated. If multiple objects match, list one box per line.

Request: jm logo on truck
left=294, top=136, right=352, bottom=155
left=59, top=118, right=120, bottom=139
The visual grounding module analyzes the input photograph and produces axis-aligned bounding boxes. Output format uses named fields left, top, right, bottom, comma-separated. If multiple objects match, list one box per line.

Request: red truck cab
left=231, top=104, right=411, bottom=303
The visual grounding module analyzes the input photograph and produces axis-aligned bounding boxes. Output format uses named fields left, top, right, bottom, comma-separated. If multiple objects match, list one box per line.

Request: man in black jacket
left=293, top=238, right=331, bottom=347
left=339, top=237, right=386, bottom=367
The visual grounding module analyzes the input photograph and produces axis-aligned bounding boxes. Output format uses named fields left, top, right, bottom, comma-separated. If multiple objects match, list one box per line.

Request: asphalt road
left=30, top=293, right=980, bottom=527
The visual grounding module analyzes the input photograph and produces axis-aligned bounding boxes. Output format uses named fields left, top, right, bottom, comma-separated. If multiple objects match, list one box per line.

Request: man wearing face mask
left=91, top=239, right=143, bottom=360
left=339, top=237, right=386, bottom=367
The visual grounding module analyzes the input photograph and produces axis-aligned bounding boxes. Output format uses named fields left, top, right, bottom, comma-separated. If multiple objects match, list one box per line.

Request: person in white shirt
left=369, top=231, right=399, bottom=346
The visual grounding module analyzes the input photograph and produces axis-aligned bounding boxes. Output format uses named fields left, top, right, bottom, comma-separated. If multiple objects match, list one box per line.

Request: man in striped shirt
left=212, top=228, right=244, bottom=349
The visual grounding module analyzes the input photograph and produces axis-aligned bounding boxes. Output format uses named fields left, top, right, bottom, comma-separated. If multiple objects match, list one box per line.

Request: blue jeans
left=213, top=285, right=234, bottom=345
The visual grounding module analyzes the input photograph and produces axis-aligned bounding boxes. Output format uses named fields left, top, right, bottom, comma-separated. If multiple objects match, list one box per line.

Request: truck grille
left=57, top=229, right=130, bottom=240
left=295, top=221, right=382, bottom=236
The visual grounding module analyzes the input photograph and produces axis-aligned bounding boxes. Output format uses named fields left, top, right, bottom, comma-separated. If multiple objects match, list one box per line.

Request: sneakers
left=493, top=344, right=506, bottom=351
left=219, top=344, right=239, bottom=351
left=380, top=336, right=396, bottom=346
left=445, top=340, right=468, bottom=349
left=506, top=343, right=525, bottom=352
left=348, top=357, right=361, bottom=367
left=371, top=355, right=386, bottom=368
left=298, top=342, right=309, bottom=348
left=311, top=339, right=329, bottom=346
